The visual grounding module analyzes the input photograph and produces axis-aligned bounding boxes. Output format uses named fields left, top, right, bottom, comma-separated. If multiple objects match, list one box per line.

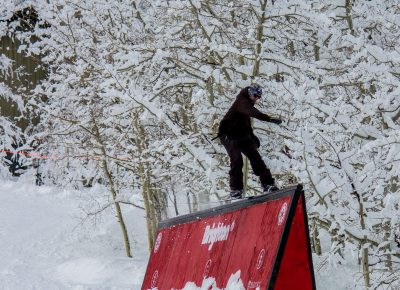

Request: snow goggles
left=248, top=85, right=262, bottom=98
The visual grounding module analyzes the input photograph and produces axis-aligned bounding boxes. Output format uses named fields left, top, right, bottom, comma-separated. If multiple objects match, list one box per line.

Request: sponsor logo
left=278, top=202, right=288, bottom=225
left=201, top=221, right=235, bottom=250
left=247, top=280, right=261, bottom=289
left=151, top=270, right=158, bottom=288
left=154, top=233, right=162, bottom=253
left=256, top=249, right=266, bottom=270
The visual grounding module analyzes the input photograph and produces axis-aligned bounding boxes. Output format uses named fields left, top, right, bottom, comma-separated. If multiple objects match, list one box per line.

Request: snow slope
left=0, top=180, right=148, bottom=289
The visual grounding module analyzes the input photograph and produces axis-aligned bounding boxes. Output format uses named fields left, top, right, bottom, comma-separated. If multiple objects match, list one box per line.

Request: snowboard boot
left=263, top=184, right=279, bottom=194
left=230, top=189, right=244, bottom=199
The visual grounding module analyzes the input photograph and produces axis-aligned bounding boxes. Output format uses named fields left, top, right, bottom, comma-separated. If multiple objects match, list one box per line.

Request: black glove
left=269, top=118, right=282, bottom=125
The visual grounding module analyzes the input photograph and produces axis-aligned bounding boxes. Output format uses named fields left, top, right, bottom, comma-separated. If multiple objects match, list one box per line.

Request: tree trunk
left=102, top=158, right=132, bottom=258
left=191, top=192, right=199, bottom=213
left=132, top=115, right=160, bottom=251
left=311, top=219, right=322, bottom=255
left=382, top=220, right=392, bottom=271
left=361, top=240, right=370, bottom=289
left=187, top=192, right=193, bottom=214
left=92, top=119, right=132, bottom=258
left=345, top=0, right=355, bottom=36
left=252, top=0, right=267, bottom=77
left=359, top=201, right=370, bottom=288
left=312, top=32, right=320, bottom=62
left=148, top=186, right=158, bottom=247
left=141, top=176, right=155, bottom=251
left=243, top=155, right=249, bottom=195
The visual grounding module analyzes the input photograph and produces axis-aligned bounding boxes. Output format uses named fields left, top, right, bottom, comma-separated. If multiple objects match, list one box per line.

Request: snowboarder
left=217, top=84, right=282, bottom=199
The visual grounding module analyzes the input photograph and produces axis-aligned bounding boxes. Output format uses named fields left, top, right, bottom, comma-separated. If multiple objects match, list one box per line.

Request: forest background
left=1, top=1, right=399, bottom=289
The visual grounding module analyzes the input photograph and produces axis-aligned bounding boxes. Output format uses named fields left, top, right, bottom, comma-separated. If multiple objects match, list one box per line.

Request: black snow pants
left=220, top=135, right=274, bottom=191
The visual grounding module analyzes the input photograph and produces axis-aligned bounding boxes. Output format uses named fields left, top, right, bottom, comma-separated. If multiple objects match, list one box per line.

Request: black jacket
left=218, top=87, right=271, bottom=140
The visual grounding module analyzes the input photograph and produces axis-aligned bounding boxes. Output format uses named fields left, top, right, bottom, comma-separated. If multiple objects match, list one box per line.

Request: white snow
left=182, top=271, right=245, bottom=290
left=0, top=179, right=148, bottom=289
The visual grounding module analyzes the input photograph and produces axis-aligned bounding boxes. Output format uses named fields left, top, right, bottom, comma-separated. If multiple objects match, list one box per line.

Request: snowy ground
left=0, top=179, right=364, bottom=289
left=0, top=179, right=147, bottom=289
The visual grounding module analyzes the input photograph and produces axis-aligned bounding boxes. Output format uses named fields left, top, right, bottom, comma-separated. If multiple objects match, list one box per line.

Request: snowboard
left=221, top=191, right=275, bottom=202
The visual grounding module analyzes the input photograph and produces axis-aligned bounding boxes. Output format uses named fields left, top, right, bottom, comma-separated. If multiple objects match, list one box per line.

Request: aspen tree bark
left=156, top=188, right=168, bottom=220
left=147, top=178, right=158, bottom=248
left=132, top=113, right=168, bottom=250
left=358, top=199, right=370, bottom=288
left=140, top=174, right=154, bottom=250
left=312, top=32, right=320, bottom=62
left=330, top=224, right=344, bottom=259
left=187, top=192, right=193, bottom=214
left=310, top=32, right=322, bottom=255
left=132, top=114, right=157, bottom=251
left=344, top=0, right=355, bottom=36
left=311, top=219, right=322, bottom=255
left=191, top=192, right=199, bottom=213
left=242, top=120, right=251, bottom=196
left=361, top=241, right=370, bottom=289
left=382, top=220, right=392, bottom=271
left=230, top=9, right=247, bottom=81
left=101, top=154, right=132, bottom=258
left=206, top=76, right=215, bottom=106
left=150, top=186, right=162, bottom=238
left=171, top=189, right=179, bottom=216
left=92, top=118, right=132, bottom=258
left=243, top=157, right=249, bottom=195
left=138, top=165, right=160, bottom=251
left=252, top=0, right=267, bottom=77
left=138, top=164, right=162, bottom=251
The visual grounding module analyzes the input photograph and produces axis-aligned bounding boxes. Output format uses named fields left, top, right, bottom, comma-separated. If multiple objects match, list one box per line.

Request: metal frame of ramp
left=142, top=185, right=316, bottom=290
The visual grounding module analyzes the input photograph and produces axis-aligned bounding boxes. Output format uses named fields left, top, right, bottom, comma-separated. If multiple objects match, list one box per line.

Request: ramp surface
left=142, top=185, right=315, bottom=290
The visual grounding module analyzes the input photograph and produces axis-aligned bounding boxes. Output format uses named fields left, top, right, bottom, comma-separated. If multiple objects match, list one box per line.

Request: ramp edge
left=159, top=185, right=302, bottom=229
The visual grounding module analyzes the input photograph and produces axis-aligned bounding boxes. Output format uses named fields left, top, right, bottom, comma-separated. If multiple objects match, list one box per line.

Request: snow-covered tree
left=0, top=4, right=46, bottom=178
left=1, top=0, right=399, bottom=287
left=283, top=0, right=400, bottom=287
